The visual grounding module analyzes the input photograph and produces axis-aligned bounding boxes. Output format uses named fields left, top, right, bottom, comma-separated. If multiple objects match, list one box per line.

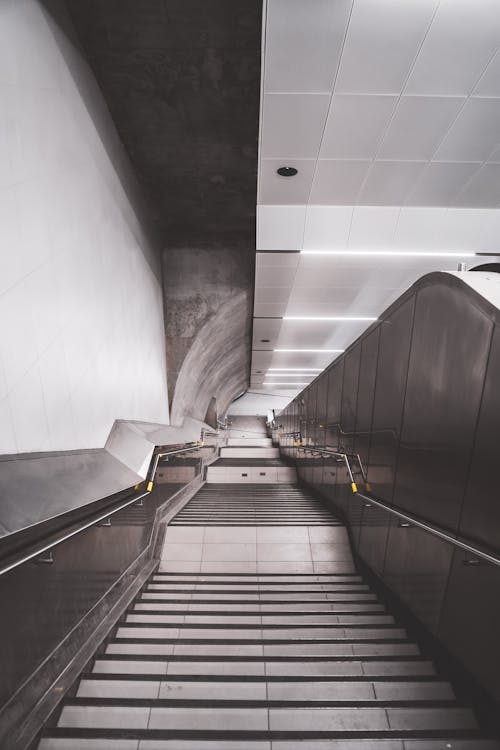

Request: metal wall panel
left=394, top=284, right=492, bottom=531
left=278, top=272, right=500, bottom=705
left=459, top=324, right=500, bottom=550
left=367, top=298, right=414, bottom=504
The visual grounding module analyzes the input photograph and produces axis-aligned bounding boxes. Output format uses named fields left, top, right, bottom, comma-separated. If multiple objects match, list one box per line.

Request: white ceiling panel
left=406, top=162, right=481, bottom=207
left=320, top=95, right=397, bottom=159
left=359, top=161, right=427, bottom=205
left=259, top=159, right=316, bottom=205
left=303, top=205, right=353, bottom=249
left=255, top=286, right=291, bottom=304
left=253, top=301, right=289, bottom=318
left=257, top=205, right=306, bottom=250
left=348, top=206, right=400, bottom=248
left=335, top=0, right=439, bottom=95
left=453, top=164, right=500, bottom=208
left=310, top=160, right=370, bottom=204
left=405, top=0, right=500, bottom=96
left=434, top=208, right=499, bottom=249
left=256, top=251, right=300, bottom=269
left=434, top=98, right=500, bottom=162
left=261, top=93, right=330, bottom=158
left=473, top=49, right=500, bottom=97
left=269, top=351, right=340, bottom=370
left=264, top=0, right=352, bottom=93
left=250, top=351, right=274, bottom=370
left=378, top=96, right=465, bottom=161
left=255, top=264, right=297, bottom=288
left=275, top=319, right=371, bottom=351
left=394, top=207, right=448, bottom=248
left=252, top=317, right=283, bottom=349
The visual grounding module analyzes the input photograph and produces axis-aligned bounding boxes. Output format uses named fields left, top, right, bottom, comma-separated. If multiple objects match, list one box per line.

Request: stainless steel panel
left=394, top=284, right=492, bottom=531
left=459, top=325, right=500, bottom=550
left=368, top=298, right=414, bottom=504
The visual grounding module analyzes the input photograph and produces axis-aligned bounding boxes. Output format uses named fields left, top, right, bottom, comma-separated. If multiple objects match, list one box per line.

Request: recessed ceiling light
left=274, top=348, right=345, bottom=353
left=260, top=339, right=270, bottom=343
left=277, top=166, right=298, bottom=177
left=301, top=249, right=476, bottom=257
left=284, top=316, right=377, bottom=322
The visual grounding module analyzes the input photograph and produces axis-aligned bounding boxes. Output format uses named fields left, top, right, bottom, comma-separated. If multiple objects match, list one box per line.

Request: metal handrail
left=291, top=444, right=500, bottom=569
left=0, top=442, right=204, bottom=578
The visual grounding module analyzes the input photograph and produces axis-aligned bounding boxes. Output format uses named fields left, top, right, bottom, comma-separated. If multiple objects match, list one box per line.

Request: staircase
left=37, top=421, right=499, bottom=749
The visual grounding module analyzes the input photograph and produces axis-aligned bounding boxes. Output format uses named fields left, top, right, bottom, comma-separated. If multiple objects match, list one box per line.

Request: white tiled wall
left=0, top=1, right=169, bottom=454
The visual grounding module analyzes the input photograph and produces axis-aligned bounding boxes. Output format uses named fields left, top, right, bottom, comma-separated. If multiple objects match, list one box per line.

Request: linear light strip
left=263, top=382, right=309, bottom=386
left=284, top=316, right=377, bottom=322
left=301, top=250, right=476, bottom=257
left=274, top=348, right=345, bottom=353
left=268, top=368, right=322, bottom=372
left=264, top=374, right=315, bottom=378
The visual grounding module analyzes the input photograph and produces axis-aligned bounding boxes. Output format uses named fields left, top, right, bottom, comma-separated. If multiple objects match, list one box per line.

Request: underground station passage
left=1, top=1, right=500, bottom=749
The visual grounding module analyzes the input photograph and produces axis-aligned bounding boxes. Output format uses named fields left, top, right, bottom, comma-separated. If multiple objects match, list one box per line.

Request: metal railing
left=0, top=442, right=204, bottom=578
left=292, top=444, right=500, bottom=569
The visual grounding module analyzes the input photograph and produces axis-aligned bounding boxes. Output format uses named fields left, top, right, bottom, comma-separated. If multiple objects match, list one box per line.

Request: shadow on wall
left=170, top=291, right=251, bottom=425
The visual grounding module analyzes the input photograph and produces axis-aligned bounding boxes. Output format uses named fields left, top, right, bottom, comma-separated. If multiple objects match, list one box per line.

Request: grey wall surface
left=163, top=247, right=254, bottom=426
left=278, top=271, right=500, bottom=704
left=0, top=0, right=169, bottom=456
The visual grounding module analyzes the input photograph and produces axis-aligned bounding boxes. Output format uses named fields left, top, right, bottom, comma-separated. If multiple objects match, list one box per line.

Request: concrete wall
left=0, top=0, right=169, bottom=455
left=163, top=247, right=254, bottom=426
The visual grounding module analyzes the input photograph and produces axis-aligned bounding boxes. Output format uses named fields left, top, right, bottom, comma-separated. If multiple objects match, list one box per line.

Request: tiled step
left=75, top=677, right=455, bottom=702
left=55, top=703, right=478, bottom=731
left=92, top=658, right=437, bottom=678
left=37, top=737, right=500, bottom=749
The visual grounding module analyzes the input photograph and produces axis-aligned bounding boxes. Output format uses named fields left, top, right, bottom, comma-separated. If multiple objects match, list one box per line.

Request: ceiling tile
left=335, top=0, right=439, bottom=95
left=435, top=208, right=499, bottom=248
left=359, top=161, right=427, bottom=205
left=303, top=205, right=353, bottom=249
left=264, top=0, right=352, bottom=93
left=252, top=317, right=283, bottom=344
left=259, top=159, right=316, bottom=204
left=378, top=96, right=465, bottom=160
left=394, top=207, right=447, bottom=248
left=452, top=165, right=500, bottom=208
left=255, top=286, right=291, bottom=304
left=434, top=98, right=500, bottom=162
left=348, top=206, right=400, bottom=248
left=310, top=160, right=370, bottom=204
left=473, top=49, right=500, bottom=97
left=261, top=93, right=330, bottom=158
left=255, top=265, right=297, bottom=288
left=256, top=251, right=300, bottom=268
left=406, top=162, right=481, bottom=207
left=320, top=94, right=397, bottom=159
left=256, top=205, right=306, bottom=250
left=405, top=0, right=500, bottom=96
left=250, top=351, right=274, bottom=369
left=254, top=301, right=290, bottom=318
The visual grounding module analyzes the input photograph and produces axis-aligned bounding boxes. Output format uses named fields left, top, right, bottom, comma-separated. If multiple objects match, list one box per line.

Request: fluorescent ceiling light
left=284, top=316, right=377, bottom=322
left=268, top=368, right=322, bottom=371
left=301, top=249, right=476, bottom=257
left=274, top=348, right=344, bottom=353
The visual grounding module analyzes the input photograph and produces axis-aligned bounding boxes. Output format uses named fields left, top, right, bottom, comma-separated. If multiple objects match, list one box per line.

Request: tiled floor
left=159, top=525, right=354, bottom=574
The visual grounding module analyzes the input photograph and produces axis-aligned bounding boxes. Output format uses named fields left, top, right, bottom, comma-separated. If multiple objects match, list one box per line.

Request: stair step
left=105, top=642, right=422, bottom=657
left=37, top=737, right=500, bottom=749
left=126, top=614, right=395, bottom=625
left=136, top=602, right=385, bottom=612
left=92, top=659, right=436, bottom=678
left=56, top=703, right=478, bottom=732
left=115, top=625, right=408, bottom=641
left=76, top=678, right=454, bottom=702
